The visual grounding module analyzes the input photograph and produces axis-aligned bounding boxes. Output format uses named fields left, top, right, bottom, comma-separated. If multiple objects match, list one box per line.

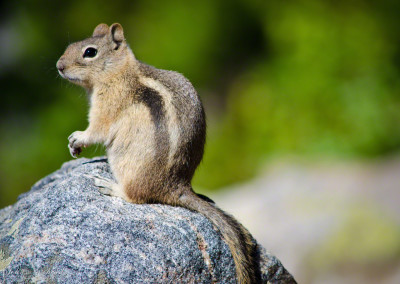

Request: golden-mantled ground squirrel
left=57, top=23, right=259, bottom=283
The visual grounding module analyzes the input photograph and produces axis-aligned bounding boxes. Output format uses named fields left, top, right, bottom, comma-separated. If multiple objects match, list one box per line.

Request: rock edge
left=0, top=157, right=296, bottom=283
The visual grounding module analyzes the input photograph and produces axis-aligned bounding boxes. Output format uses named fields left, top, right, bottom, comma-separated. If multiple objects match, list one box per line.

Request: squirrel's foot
left=68, top=131, right=88, bottom=158
left=89, top=174, right=118, bottom=197
left=89, top=174, right=129, bottom=201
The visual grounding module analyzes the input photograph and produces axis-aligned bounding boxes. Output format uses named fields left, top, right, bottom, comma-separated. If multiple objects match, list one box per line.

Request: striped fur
left=57, top=23, right=260, bottom=283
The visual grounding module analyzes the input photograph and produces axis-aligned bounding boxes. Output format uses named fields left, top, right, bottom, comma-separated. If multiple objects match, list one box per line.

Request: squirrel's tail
left=178, top=190, right=259, bottom=283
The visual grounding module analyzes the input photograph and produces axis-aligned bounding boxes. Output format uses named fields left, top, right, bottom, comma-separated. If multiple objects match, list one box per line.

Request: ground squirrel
left=57, top=23, right=259, bottom=283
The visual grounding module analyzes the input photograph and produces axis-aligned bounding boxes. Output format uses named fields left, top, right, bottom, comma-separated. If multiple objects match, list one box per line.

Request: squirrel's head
left=57, top=23, right=132, bottom=89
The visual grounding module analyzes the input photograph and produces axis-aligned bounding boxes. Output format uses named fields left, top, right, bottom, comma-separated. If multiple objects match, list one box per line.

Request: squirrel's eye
left=83, top=47, right=97, bottom=58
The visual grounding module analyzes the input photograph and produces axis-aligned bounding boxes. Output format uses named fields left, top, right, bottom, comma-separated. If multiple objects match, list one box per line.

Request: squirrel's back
left=138, top=62, right=206, bottom=183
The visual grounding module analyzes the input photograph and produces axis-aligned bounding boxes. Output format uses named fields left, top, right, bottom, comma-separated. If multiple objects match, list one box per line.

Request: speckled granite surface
left=0, top=157, right=296, bottom=283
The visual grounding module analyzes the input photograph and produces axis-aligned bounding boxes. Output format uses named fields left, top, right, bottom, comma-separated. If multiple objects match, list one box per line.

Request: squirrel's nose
left=56, top=60, right=65, bottom=72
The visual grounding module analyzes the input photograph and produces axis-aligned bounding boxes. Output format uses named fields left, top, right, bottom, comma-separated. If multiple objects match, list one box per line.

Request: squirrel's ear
left=93, top=23, right=109, bottom=37
left=109, top=23, right=124, bottom=48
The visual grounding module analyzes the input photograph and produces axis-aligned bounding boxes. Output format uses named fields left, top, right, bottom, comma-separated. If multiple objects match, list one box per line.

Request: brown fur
left=57, top=23, right=259, bottom=283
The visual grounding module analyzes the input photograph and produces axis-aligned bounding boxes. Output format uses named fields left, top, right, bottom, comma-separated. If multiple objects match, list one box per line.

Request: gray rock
left=0, top=157, right=296, bottom=283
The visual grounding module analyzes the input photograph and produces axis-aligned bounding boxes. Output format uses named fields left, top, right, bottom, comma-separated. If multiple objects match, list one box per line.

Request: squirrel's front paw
left=68, top=131, right=87, bottom=158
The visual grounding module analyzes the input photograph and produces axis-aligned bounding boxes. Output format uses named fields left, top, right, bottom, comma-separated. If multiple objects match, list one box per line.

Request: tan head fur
left=56, top=23, right=133, bottom=89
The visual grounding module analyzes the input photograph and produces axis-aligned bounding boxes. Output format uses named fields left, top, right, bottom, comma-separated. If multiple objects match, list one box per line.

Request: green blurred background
left=1, top=0, right=400, bottom=282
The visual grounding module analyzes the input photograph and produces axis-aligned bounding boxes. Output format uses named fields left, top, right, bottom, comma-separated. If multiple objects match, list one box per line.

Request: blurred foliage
left=1, top=0, right=400, bottom=207
left=309, top=203, right=400, bottom=270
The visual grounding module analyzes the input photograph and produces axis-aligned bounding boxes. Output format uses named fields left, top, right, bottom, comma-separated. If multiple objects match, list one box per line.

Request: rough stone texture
left=0, top=157, right=296, bottom=283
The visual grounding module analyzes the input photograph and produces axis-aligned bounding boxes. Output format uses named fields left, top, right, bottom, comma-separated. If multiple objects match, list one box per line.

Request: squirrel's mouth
left=58, top=71, right=81, bottom=83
